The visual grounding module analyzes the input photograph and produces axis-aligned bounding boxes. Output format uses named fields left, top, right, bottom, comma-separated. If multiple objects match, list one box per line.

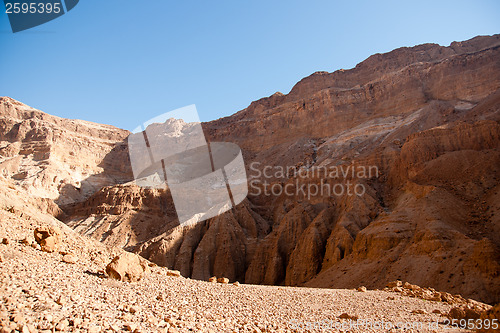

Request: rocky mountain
left=1, top=34, right=499, bottom=305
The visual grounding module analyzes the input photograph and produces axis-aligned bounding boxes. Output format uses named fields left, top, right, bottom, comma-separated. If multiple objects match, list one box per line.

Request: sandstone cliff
left=1, top=34, right=499, bottom=304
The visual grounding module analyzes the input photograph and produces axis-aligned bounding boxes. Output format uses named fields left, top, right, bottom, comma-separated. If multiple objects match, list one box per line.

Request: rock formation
left=1, top=34, right=499, bottom=305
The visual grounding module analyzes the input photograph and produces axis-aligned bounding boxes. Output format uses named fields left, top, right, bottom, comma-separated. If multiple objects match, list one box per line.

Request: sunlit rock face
left=1, top=34, right=499, bottom=304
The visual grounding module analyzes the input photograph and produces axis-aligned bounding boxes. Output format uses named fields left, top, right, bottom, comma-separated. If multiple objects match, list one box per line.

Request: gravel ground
left=0, top=210, right=471, bottom=332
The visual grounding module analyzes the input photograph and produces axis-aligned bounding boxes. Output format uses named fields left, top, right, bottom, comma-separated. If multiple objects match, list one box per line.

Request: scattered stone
left=386, top=280, right=402, bottom=288
left=20, top=237, right=32, bottom=246
left=124, top=323, right=137, bottom=331
left=1, top=238, right=9, bottom=245
left=109, top=324, right=120, bottom=332
left=105, top=252, right=148, bottom=282
left=209, top=276, right=217, bottom=283
left=55, top=319, right=69, bottom=331
left=72, top=318, right=82, bottom=328
left=448, top=307, right=466, bottom=320
left=129, top=306, right=139, bottom=314
left=34, top=226, right=61, bottom=253
left=464, top=307, right=482, bottom=320
left=166, top=270, right=180, bottom=277
left=411, top=309, right=426, bottom=314
left=217, top=277, right=229, bottom=284
left=338, top=313, right=358, bottom=320
left=62, top=254, right=77, bottom=264
left=440, top=292, right=454, bottom=303
left=233, top=281, right=240, bottom=286
left=55, top=296, right=66, bottom=306
left=357, top=286, right=367, bottom=292
left=88, top=325, right=101, bottom=333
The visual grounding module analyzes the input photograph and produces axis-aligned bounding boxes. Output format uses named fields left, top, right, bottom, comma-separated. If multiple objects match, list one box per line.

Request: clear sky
left=1, top=0, right=499, bottom=131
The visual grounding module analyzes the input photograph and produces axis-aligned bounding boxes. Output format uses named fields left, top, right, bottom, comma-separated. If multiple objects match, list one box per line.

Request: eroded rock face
left=0, top=97, right=131, bottom=207
left=1, top=34, right=500, bottom=304
left=105, top=252, right=148, bottom=282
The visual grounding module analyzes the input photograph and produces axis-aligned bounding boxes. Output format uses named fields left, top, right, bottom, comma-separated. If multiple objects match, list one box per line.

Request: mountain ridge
left=1, top=34, right=499, bottom=304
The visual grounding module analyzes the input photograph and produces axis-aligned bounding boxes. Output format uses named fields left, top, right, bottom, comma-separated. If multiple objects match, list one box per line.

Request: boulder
left=105, top=252, right=148, bottom=282
left=217, top=277, right=229, bottom=284
left=34, top=226, right=61, bottom=253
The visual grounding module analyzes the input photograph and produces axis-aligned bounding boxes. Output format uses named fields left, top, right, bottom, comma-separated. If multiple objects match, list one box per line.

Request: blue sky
left=1, top=0, right=499, bottom=131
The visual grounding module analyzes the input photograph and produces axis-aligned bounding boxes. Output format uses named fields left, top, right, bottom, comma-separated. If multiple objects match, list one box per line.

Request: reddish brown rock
left=34, top=226, right=61, bottom=253
left=105, top=252, right=148, bottom=282
left=1, top=34, right=500, bottom=305
left=477, top=304, right=500, bottom=332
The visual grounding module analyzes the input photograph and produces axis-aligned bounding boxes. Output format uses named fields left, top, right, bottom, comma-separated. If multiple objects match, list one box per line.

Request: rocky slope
left=0, top=201, right=492, bottom=332
left=1, top=34, right=499, bottom=306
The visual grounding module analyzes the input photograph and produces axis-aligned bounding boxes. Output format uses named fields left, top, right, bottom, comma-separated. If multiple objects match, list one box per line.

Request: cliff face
left=1, top=34, right=499, bottom=304
left=0, top=97, right=131, bottom=207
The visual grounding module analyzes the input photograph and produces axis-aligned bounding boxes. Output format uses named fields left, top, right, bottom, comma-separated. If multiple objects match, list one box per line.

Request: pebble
left=357, top=286, right=367, bottom=292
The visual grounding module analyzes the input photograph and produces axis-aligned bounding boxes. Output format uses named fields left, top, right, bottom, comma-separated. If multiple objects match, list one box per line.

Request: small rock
left=432, top=309, right=441, bottom=314
left=448, top=307, right=466, bottom=320
left=411, top=309, right=426, bottom=314
left=233, top=281, right=240, bottom=286
left=11, top=313, right=24, bottom=324
left=34, top=226, right=62, bottom=253
left=386, top=280, right=402, bottom=288
left=129, top=306, right=139, bottom=314
left=72, top=318, right=82, bottom=328
left=440, top=292, right=454, bottom=303
left=109, top=324, right=120, bottom=332
left=124, top=323, right=137, bottom=331
left=1, top=238, right=9, bottom=245
left=19, top=325, right=30, bottom=333
left=217, top=277, right=229, bottom=284
left=106, top=252, right=148, bottom=282
left=338, top=313, right=358, bottom=320
left=0, top=254, right=3, bottom=263
left=464, top=307, right=482, bottom=320
left=62, top=254, right=77, bottom=264
left=55, top=296, right=65, bottom=306
left=88, top=326, right=101, bottom=333
left=209, top=276, right=217, bottom=283
left=20, top=238, right=32, bottom=246
left=357, top=286, right=367, bottom=292
left=430, top=293, right=442, bottom=302
left=166, top=270, right=180, bottom=277
left=55, top=319, right=69, bottom=331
